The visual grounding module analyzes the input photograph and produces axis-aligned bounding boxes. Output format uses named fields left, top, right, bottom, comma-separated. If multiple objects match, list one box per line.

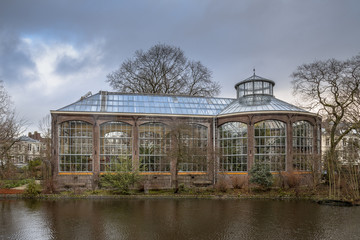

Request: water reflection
left=1, top=199, right=360, bottom=240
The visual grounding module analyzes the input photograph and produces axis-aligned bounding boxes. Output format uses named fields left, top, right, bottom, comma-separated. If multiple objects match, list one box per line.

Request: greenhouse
left=51, top=73, right=321, bottom=188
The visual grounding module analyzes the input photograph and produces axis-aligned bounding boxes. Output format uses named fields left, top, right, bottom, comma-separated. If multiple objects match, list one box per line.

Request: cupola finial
left=253, top=68, right=256, bottom=76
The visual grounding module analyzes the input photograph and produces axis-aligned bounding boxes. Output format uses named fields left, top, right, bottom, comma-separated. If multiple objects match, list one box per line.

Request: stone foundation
left=55, top=172, right=315, bottom=191
left=55, top=173, right=215, bottom=191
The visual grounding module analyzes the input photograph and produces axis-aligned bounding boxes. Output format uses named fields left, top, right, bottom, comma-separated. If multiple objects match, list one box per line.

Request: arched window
left=254, top=120, right=286, bottom=171
left=58, top=121, right=93, bottom=172
left=139, top=123, right=170, bottom=172
left=100, top=122, right=132, bottom=172
left=218, top=122, right=248, bottom=172
left=293, top=121, right=313, bottom=171
left=178, top=124, right=208, bottom=172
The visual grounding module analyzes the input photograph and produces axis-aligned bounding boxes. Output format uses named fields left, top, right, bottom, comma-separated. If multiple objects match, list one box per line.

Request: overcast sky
left=1, top=0, right=360, bottom=133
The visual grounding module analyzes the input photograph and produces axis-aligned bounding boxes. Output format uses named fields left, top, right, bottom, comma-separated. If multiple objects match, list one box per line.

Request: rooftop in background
left=53, top=74, right=311, bottom=117
left=18, top=136, right=39, bottom=143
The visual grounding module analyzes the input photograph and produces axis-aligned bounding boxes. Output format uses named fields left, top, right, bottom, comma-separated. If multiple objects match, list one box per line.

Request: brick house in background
left=7, top=133, right=46, bottom=168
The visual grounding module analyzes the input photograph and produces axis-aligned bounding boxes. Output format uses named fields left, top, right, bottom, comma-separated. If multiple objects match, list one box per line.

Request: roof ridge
left=97, top=91, right=234, bottom=100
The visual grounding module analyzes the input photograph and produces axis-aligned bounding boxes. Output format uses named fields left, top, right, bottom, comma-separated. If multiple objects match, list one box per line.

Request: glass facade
left=54, top=74, right=319, bottom=178
left=56, top=119, right=318, bottom=174
left=58, top=121, right=93, bottom=172
left=139, top=123, right=170, bottom=172
left=100, top=122, right=132, bottom=172
left=254, top=120, right=286, bottom=171
left=178, top=124, right=208, bottom=172
left=293, top=121, right=313, bottom=171
left=219, top=122, right=248, bottom=172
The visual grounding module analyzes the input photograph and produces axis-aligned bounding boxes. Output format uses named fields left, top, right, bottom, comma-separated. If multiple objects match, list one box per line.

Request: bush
left=249, top=163, right=273, bottom=189
left=42, top=177, right=58, bottom=194
left=231, top=176, right=247, bottom=189
left=285, top=173, right=301, bottom=189
left=24, top=180, right=42, bottom=197
left=0, top=179, right=31, bottom=189
left=28, top=159, right=43, bottom=179
left=215, top=175, right=230, bottom=193
left=100, top=172, right=140, bottom=195
left=0, top=162, right=18, bottom=180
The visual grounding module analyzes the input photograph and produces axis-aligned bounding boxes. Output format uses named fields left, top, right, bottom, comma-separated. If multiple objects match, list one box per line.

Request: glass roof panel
left=56, top=91, right=309, bottom=116
left=219, top=97, right=307, bottom=115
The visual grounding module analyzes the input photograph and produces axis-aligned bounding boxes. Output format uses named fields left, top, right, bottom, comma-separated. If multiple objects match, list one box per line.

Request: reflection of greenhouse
left=51, top=73, right=321, bottom=188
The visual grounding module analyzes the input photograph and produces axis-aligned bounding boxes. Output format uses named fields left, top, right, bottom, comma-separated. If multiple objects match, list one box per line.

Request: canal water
left=1, top=198, right=359, bottom=240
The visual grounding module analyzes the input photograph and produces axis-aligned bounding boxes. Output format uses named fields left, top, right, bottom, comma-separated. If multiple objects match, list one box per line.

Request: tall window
left=59, top=121, right=93, bottom=172
left=293, top=121, right=313, bottom=171
left=219, top=122, right=248, bottom=172
left=254, top=120, right=286, bottom=171
left=178, top=124, right=208, bottom=172
left=100, top=122, right=132, bottom=172
left=139, top=123, right=170, bottom=172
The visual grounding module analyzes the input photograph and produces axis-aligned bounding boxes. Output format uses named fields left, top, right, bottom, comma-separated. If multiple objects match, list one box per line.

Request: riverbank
left=1, top=179, right=359, bottom=206
left=1, top=187, right=359, bottom=206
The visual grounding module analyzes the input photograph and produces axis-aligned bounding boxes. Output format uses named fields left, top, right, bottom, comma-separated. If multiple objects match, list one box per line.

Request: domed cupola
left=234, top=70, right=275, bottom=106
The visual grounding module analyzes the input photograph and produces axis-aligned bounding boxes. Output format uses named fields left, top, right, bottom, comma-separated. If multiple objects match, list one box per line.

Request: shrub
left=0, top=162, right=18, bottom=180
left=27, top=159, right=43, bottom=179
left=249, top=163, right=273, bottom=189
left=42, top=177, right=58, bottom=194
left=100, top=172, right=140, bottom=195
left=285, top=173, right=301, bottom=189
left=178, top=183, right=186, bottom=192
left=24, top=180, right=42, bottom=197
left=0, top=179, right=31, bottom=189
left=215, top=175, right=230, bottom=193
left=231, top=176, right=247, bottom=189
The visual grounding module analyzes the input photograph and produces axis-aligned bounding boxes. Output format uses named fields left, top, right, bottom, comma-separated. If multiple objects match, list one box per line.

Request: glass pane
left=219, top=122, right=248, bottom=172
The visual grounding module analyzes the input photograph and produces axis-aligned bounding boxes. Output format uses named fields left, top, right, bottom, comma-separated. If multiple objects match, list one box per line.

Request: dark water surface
left=1, top=198, right=359, bottom=240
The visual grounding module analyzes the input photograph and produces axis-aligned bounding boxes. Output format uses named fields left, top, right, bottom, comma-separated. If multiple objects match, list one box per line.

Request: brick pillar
left=132, top=118, right=139, bottom=171
left=93, top=119, right=100, bottom=174
left=51, top=114, right=58, bottom=175
left=170, top=126, right=178, bottom=188
left=286, top=120, right=293, bottom=172
left=209, top=119, right=216, bottom=184
left=247, top=123, right=254, bottom=171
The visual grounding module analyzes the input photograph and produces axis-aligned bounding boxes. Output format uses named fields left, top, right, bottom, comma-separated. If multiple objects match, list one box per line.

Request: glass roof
left=234, top=74, right=275, bottom=89
left=57, top=92, right=234, bottom=116
left=219, top=96, right=307, bottom=115
left=55, top=91, right=309, bottom=116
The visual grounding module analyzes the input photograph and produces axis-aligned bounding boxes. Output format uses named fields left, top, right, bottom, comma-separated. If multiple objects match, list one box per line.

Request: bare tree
left=0, top=81, right=26, bottom=177
left=38, top=114, right=52, bottom=176
left=291, top=54, right=360, bottom=199
left=167, top=121, right=209, bottom=193
left=106, top=43, right=221, bottom=97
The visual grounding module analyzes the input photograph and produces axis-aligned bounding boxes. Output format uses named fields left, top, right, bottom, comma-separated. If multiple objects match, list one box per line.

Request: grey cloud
left=0, top=29, right=36, bottom=84
left=55, top=55, right=92, bottom=76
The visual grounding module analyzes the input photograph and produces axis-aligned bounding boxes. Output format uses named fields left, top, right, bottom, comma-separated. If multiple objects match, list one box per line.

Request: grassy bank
left=0, top=184, right=344, bottom=202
